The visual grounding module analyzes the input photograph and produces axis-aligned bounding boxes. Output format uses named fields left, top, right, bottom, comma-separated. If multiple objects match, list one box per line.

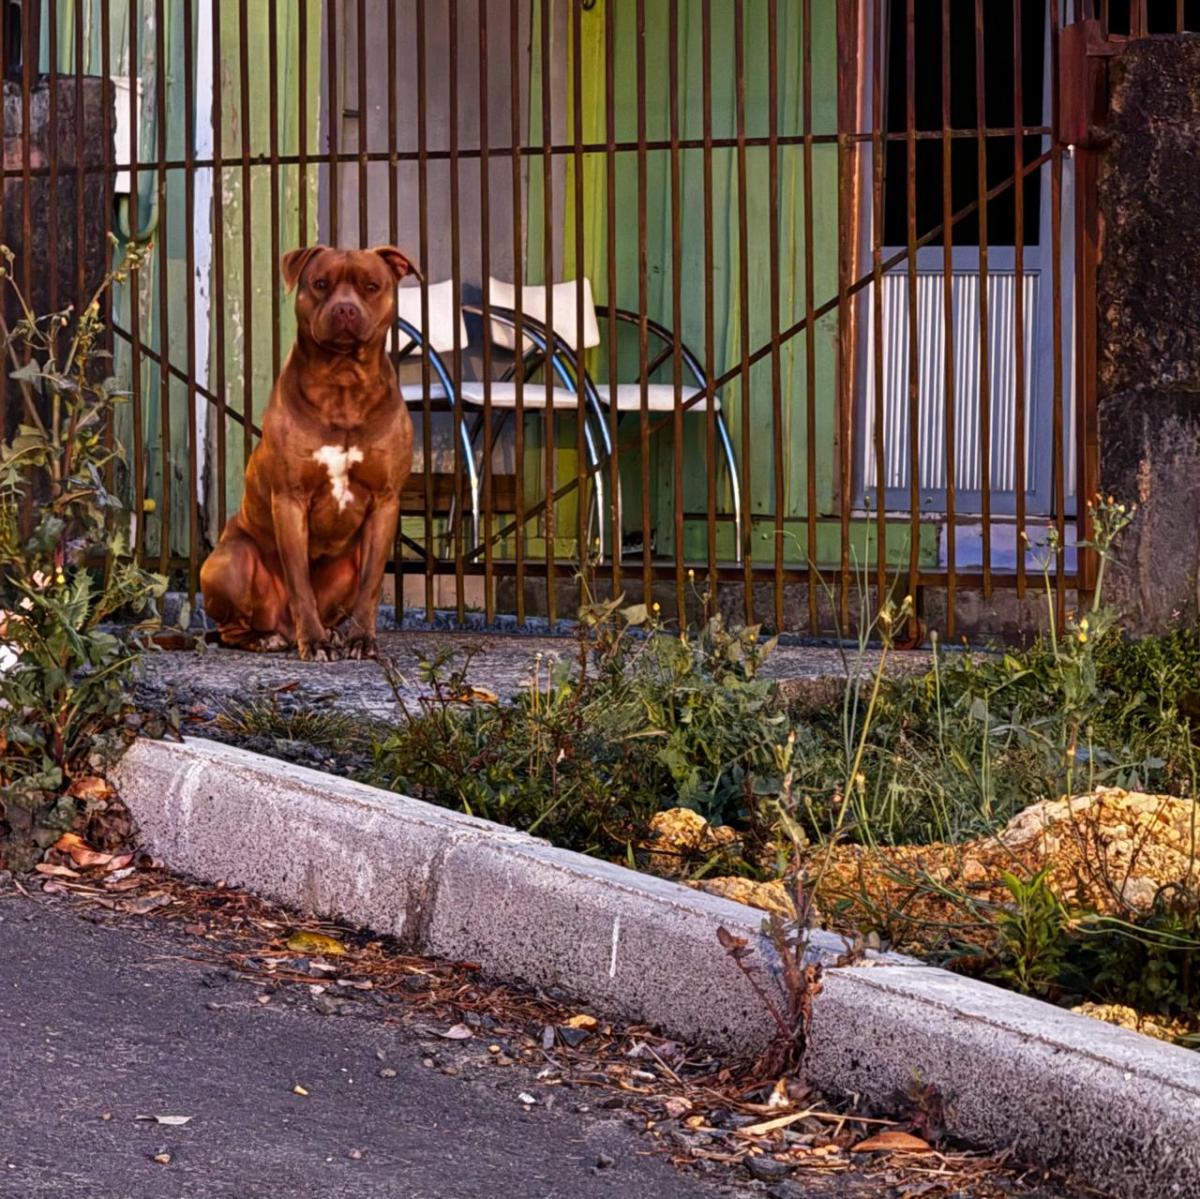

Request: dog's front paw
left=297, top=636, right=340, bottom=662
left=343, top=632, right=378, bottom=661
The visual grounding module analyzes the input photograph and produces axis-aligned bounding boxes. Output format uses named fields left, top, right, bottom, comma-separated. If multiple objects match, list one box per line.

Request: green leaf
left=621, top=603, right=648, bottom=627
left=9, top=360, right=43, bottom=385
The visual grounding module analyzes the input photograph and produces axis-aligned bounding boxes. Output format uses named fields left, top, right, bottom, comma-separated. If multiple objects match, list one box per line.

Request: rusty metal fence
left=8, top=0, right=1182, bottom=637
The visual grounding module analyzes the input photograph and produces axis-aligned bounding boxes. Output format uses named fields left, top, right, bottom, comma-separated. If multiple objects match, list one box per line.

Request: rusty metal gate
left=8, top=0, right=1182, bottom=637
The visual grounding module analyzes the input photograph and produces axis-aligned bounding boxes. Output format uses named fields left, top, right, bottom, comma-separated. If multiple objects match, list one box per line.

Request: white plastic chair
left=480, top=276, right=743, bottom=562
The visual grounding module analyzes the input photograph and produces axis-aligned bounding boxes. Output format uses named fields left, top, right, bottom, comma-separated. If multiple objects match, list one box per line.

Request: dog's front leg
left=272, top=492, right=337, bottom=661
left=345, top=494, right=401, bottom=660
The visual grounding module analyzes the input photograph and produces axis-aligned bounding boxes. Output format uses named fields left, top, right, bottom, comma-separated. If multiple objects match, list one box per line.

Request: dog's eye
left=311, top=278, right=328, bottom=292
left=365, top=281, right=380, bottom=293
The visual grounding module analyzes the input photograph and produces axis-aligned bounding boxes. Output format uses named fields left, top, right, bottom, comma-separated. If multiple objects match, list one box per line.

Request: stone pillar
left=1097, top=37, right=1200, bottom=631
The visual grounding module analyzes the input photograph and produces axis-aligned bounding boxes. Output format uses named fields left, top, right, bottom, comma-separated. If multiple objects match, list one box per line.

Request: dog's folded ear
left=371, top=245, right=421, bottom=284
left=281, top=245, right=329, bottom=292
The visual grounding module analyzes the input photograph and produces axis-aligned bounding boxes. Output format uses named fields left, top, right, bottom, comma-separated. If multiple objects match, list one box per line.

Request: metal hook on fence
left=115, top=180, right=159, bottom=244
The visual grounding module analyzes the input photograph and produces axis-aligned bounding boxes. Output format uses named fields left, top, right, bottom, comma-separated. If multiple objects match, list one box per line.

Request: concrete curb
left=112, top=737, right=1200, bottom=1198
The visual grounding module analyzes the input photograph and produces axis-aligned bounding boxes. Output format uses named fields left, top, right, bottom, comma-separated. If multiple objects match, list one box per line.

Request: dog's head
left=282, top=245, right=417, bottom=353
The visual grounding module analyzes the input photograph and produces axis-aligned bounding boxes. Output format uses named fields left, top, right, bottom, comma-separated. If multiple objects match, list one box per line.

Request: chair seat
left=592, top=383, right=720, bottom=413
left=400, top=380, right=579, bottom=410
left=401, top=379, right=720, bottom=413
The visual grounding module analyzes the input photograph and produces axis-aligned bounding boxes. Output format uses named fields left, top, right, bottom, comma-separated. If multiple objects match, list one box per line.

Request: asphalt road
left=0, top=888, right=1087, bottom=1199
left=0, top=892, right=760, bottom=1199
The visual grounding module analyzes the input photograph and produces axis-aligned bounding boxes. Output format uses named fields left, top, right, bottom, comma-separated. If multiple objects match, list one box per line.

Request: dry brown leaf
left=736, top=1110, right=814, bottom=1138
left=34, top=863, right=81, bottom=879
left=564, top=1013, right=598, bottom=1030
left=286, top=931, right=348, bottom=957
left=123, top=893, right=172, bottom=915
left=52, top=832, right=116, bottom=869
left=439, top=1023, right=473, bottom=1040
left=67, top=776, right=114, bottom=801
left=852, top=1131, right=932, bottom=1154
left=452, top=686, right=499, bottom=705
left=106, top=876, right=145, bottom=893
left=104, top=853, right=136, bottom=873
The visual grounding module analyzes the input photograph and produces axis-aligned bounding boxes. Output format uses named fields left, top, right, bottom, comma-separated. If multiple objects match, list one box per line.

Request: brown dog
left=200, top=245, right=416, bottom=661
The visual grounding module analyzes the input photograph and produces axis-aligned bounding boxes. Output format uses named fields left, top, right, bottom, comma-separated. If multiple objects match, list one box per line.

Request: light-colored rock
left=686, top=876, right=795, bottom=920
left=642, top=807, right=739, bottom=877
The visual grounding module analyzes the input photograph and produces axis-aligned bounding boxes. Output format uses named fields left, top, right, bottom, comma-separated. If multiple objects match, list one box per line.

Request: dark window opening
left=1104, top=0, right=1200, bottom=33
left=2, top=0, right=30, bottom=80
left=881, top=0, right=1046, bottom=248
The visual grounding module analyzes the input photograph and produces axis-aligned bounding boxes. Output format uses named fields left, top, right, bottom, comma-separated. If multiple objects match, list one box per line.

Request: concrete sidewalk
left=136, top=629, right=929, bottom=720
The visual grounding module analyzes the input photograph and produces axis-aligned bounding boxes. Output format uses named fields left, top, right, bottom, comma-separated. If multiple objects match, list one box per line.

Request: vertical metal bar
left=733, top=0, right=754, bottom=623
left=700, top=0, right=717, bottom=597
left=183, top=0, right=199, bottom=599
left=386, top=0, right=401, bottom=614
left=605, top=0, right=622, bottom=600
left=101, top=0, right=116, bottom=516
left=940, top=0, right=957, bottom=638
left=510, top=0, right=526, bottom=625
left=871, top=0, right=889, bottom=619
left=0, top=5, right=7, bottom=434
left=449, top=0, right=466, bottom=621
left=836, top=0, right=855, bottom=633
left=46, top=0, right=60, bottom=319
left=326, top=0, right=340, bottom=245
left=1075, top=126, right=1101, bottom=593
left=238, top=0, right=254, bottom=466
left=766, top=0, right=783, bottom=632
left=477, top=0, right=496, bottom=623
left=72, top=0, right=85, bottom=318
left=1013, top=0, right=1027, bottom=600
left=386, top=0, right=398, bottom=254
left=20, top=0, right=34, bottom=310
left=973, top=0, right=992, bottom=597
left=669, top=0, right=687, bottom=623
left=540, top=0, right=557, bottom=623
left=128, top=0, right=146, bottom=560
left=212, top=0, right=228, bottom=534
left=268, top=0, right=282, bottom=376
left=416, top=0, right=434, bottom=618
left=635, top=0, right=652, bottom=606
left=15, top=0, right=37, bottom=562
left=904, top=0, right=921, bottom=621
left=802, top=0, right=818, bottom=632
left=1178, top=0, right=1186, bottom=34
left=154, top=0, right=173, bottom=575
left=571, top=0, right=589, bottom=595
left=355, top=0, right=368, bottom=247
left=298, top=0, right=309, bottom=239
left=1049, top=0, right=1066, bottom=624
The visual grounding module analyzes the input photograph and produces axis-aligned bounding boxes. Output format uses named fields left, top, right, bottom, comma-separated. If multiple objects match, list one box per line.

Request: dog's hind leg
left=199, top=522, right=292, bottom=650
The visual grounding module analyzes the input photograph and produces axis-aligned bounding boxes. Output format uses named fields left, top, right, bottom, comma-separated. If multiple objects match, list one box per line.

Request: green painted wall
left=529, top=0, right=845, bottom=567
left=50, top=0, right=319, bottom=572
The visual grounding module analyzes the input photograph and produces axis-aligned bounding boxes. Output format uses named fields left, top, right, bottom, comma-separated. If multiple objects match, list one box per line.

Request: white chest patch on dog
left=312, top=444, right=364, bottom=511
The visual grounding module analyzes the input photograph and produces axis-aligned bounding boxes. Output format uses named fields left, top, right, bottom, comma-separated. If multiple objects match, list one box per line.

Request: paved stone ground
left=137, top=630, right=933, bottom=721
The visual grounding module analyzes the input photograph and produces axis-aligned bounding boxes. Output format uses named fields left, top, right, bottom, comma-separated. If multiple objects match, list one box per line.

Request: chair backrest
left=487, top=276, right=601, bottom=355
left=393, top=279, right=469, bottom=355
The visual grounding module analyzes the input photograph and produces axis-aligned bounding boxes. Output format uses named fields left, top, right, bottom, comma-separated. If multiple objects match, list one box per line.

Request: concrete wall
left=1097, top=37, right=1200, bottom=631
